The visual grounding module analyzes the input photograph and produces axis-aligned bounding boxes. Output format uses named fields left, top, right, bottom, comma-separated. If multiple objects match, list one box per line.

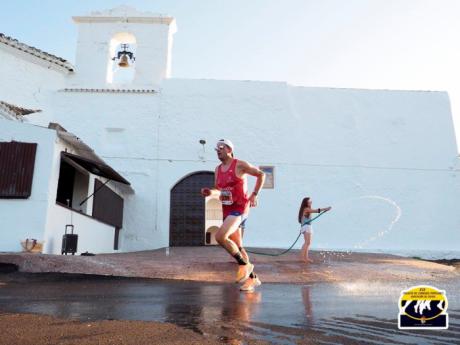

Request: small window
left=0, top=142, right=37, bottom=198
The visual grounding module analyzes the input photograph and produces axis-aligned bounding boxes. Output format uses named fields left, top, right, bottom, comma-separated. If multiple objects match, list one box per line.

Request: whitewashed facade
left=0, top=119, right=129, bottom=254
left=0, top=6, right=459, bottom=257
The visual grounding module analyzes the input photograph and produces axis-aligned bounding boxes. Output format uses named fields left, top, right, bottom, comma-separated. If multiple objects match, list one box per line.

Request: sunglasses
left=215, top=145, right=227, bottom=151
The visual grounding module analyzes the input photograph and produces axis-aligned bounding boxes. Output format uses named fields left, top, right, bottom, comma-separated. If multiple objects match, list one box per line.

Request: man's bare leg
left=230, top=228, right=249, bottom=262
left=229, top=226, right=261, bottom=291
left=216, top=216, right=254, bottom=283
left=215, top=216, right=242, bottom=255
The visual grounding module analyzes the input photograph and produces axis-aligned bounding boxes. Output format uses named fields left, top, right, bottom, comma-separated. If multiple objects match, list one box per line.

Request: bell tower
left=69, top=6, right=177, bottom=89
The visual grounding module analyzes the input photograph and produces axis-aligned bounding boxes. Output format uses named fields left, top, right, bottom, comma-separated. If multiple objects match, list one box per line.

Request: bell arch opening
left=106, top=32, right=137, bottom=85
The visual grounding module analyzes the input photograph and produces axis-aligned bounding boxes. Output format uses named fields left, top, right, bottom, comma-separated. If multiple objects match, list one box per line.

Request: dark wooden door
left=169, top=171, right=214, bottom=246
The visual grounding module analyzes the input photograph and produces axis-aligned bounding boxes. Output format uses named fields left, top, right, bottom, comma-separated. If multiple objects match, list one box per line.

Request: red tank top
left=216, top=159, right=249, bottom=218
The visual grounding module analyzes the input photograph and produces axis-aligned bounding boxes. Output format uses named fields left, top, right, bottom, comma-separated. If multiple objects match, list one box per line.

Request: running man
left=201, top=139, right=265, bottom=291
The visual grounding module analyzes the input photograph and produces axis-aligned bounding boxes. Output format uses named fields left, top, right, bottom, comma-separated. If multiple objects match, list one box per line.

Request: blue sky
left=2, top=0, right=460, bottom=149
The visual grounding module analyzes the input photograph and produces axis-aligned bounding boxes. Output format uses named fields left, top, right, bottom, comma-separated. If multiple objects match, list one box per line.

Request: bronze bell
left=118, top=55, right=129, bottom=68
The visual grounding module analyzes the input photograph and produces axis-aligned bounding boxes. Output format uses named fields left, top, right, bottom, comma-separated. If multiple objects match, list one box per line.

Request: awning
left=61, top=152, right=130, bottom=185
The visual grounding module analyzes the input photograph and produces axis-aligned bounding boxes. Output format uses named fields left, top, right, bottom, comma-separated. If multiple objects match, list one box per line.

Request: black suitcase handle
left=65, top=225, right=74, bottom=235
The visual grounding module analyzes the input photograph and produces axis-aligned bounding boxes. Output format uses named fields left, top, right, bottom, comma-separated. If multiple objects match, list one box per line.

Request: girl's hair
left=298, top=197, right=311, bottom=223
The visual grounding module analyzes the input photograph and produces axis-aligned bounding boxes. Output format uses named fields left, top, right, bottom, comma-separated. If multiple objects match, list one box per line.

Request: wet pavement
left=0, top=272, right=459, bottom=344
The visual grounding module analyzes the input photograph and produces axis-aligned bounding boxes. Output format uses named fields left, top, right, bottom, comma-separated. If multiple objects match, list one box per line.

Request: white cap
left=216, top=138, right=234, bottom=151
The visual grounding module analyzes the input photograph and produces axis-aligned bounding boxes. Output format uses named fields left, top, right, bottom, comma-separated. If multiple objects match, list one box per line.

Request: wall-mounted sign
left=259, top=166, right=274, bottom=189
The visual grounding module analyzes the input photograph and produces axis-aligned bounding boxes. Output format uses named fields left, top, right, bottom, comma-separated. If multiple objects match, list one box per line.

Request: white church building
left=1, top=6, right=459, bottom=257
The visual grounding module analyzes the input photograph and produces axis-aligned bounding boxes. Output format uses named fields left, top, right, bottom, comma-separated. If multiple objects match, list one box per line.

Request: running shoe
left=240, top=276, right=262, bottom=291
left=235, top=263, right=254, bottom=283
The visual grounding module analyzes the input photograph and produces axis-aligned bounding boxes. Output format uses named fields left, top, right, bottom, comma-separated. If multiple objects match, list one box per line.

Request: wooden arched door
left=169, top=171, right=214, bottom=246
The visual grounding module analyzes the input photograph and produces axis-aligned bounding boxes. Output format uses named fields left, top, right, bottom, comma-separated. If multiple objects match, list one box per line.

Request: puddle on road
left=0, top=273, right=458, bottom=344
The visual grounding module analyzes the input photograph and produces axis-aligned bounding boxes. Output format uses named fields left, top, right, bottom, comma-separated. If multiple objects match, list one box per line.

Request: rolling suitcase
left=61, top=224, right=78, bottom=255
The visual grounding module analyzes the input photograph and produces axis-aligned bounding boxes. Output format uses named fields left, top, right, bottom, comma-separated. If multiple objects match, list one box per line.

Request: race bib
left=220, top=190, right=233, bottom=205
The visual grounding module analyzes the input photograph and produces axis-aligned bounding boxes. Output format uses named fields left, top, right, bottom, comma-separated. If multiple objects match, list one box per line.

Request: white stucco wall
left=46, top=91, right=159, bottom=251
left=21, top=76, right=460, bottom=256
left=0, top=118, right=125, bottom=254
left=0, top=46, right=67, bottom=115
left=42, top=138, right=125, bottom=254
left=45, top=203, right=116, bottom=255
left=0, top=119, right=55, bottom=252
left=156, top=79, right=460, bottom=254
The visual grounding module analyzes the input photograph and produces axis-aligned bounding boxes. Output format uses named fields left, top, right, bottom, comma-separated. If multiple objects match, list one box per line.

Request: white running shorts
left=300, top=224, right=313, bottom=234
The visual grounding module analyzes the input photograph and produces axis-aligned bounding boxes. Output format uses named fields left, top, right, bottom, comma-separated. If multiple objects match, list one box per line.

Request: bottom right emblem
left=399, top=285, right=448, bottom=329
